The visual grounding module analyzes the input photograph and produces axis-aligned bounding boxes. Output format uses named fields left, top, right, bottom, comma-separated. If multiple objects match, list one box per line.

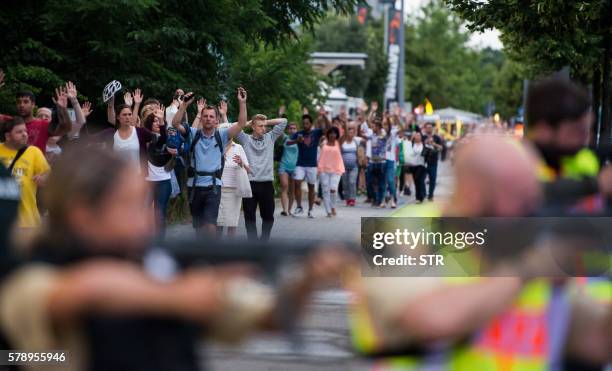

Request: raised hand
left=278, top=105, right=286, bottom=117
left=124, top=91, right=133, bottom=106
left=302, top=106, right=309, bottom=115
left=181, top=92, right=195, bottom=107
left=52, top=86, right=68, bottom=108
left=360, top=101, right=368, bottom=113
left=218, top=100, right=227, bottom=116
left=197, top=98, right=206, bottom=113
left=318, top=105, right=326, bottom=117
left=133, top=88, right=143, bottom=104
left=65, top=81, right=78, bottom=99
left=371, top=101, right=379, bottom=112
left=81, top=101, right=93, bottom=117
left=237, top=87, right=247, bottom=103
left=156, top=105, right=165, bottom=123
left=0, top=69, right=6, bottom=89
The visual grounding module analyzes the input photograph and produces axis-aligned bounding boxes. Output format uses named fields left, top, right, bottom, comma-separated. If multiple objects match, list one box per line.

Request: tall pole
left=398, top=0, right=405, bottom=110
left=383, top=3, right=389, bottom=55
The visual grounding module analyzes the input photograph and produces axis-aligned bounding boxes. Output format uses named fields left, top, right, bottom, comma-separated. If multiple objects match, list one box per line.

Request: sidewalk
left=167, top=160, right=453, bottom=242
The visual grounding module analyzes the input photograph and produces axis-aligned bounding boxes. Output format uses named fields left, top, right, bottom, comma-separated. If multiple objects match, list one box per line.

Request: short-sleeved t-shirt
left=26, top=119, right=52, bottom=153
left=294, top=128, right=323, bottom=167
left=189, top=127, right=229, bottom=187
left=0, top=144, right=50, bottom=228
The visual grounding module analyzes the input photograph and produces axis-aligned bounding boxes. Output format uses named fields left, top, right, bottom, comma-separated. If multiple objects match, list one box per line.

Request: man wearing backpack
left=0, top=117, right=50, bottom=230
left=172, top=88, right=248, bottom=235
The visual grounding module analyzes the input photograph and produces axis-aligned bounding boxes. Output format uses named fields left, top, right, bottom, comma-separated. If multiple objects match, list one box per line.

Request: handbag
left=236, top=166, right=252, bottom=198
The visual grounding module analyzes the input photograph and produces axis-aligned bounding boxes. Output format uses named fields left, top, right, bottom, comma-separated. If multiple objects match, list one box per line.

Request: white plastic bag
left=236, top=166, right=252, bottom=198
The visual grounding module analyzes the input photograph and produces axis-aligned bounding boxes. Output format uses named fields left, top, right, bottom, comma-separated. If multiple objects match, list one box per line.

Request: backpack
left=187, top=129, right=225, bottom=200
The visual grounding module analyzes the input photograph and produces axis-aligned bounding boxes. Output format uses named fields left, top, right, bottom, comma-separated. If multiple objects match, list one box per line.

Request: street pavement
left=168, top=160, right=454, bottom=370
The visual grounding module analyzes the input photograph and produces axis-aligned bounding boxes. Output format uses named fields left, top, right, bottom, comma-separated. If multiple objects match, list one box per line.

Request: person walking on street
left=340, top=125, right=364, bottom=207
left=368, top=118, right=388, bottom=208
left=404, top=132, right=427, bottom=203
left=279, top=122, right=299, bottom=216
left=236, top=110, right=287, bottom=241
left=171, top=88, right=248, bottom=236
left=382, top=114, right=400, bottom=208
left=0, top=117, right=50, bottom=230
left=217, top=141, right=250, bottom=237
left=422, top=122, right=444, bottom=201
left=317, top=127, right=345, bottom=217
left=293, top=114, right=324, bottom=218
left=143, top=108, right=177, bottom=242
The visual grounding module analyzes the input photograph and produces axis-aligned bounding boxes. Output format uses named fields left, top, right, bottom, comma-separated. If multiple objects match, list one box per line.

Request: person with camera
left=142, top=106, right=177, bottom=242
left=171, top=87, right=248, bottom=236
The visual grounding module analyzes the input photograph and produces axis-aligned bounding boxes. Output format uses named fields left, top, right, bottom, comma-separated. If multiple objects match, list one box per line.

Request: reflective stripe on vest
left=350, top=280, right=569, bottom=371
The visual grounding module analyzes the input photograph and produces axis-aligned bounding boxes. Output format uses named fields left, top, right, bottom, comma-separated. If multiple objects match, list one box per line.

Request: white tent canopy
left=433, top=107, right=483, bottom=124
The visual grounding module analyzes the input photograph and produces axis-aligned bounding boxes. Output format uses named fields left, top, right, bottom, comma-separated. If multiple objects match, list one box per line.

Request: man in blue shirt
left=292, top=114, right=323, bottom=218
left=172, top=88, right=248, bottom=235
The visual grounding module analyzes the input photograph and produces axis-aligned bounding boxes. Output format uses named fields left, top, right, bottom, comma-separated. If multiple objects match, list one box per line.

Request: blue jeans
left=368, top=162, right=387, bottom=205
left=426, top=162, right=438, bottom=199
left=341, top=167, right=359, bottom=200
left=149, top=180, right=172, bottom=241
left=385, top=160, right=397, bottom=202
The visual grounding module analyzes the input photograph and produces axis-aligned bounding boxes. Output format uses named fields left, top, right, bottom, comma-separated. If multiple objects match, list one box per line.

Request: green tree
left=492, top=60, right=524, bottom=120
left=446, top=0, right=612, bottom=138
left=404, top=0, right=493, bottom=114
left=0, top=0, right=358, bottom=118
left=313, top=15, right=388, bottom=102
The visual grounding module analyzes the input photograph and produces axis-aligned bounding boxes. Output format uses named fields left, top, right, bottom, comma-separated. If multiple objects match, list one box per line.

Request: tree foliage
left=404, top=0, right=503, bottom=115
left=445, top=0, right=610, bottom=81
left=0, top=0, right=358, bottom=119
left=313, top=15, right=388, bottom=103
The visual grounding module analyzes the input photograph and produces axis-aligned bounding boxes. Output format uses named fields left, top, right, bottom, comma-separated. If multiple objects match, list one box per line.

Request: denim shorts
left=278, top=167, right=295, bottom=178
left=190, top=186, right=222, bottom=228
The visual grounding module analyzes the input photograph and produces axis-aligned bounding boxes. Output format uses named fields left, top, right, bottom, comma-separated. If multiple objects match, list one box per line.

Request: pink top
left=318, top=142, right=345, bottom=175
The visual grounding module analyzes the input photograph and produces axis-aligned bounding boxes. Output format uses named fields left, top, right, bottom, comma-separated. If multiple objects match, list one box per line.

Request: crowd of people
left=0, top=68, right=610, bottom=371
left=0, top=69, right=448, bottom=243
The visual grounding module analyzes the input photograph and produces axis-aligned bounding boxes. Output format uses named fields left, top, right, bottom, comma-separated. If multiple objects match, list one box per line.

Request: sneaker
left=379, top=203, right=386, bottom=209
left=349, top=199, right=356, bottom=207
left=346, top=200, right=351, bottom=207
left=326, top=213, right=332, bottom=218
left=308, top=210, right=315, bottom=218
left=281, top=211, right=288, bottom=216
left=294, top=206, right=304, bottom=215
left=428, top=196, right=434, bottom=202
left=403, top=187, right=411, bottom=196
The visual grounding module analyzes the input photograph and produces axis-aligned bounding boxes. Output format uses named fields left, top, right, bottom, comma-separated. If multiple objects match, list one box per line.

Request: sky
left=402, top=0, right=503, bottom=50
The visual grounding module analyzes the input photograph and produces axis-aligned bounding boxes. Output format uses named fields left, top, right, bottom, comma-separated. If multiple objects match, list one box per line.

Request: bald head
left=451, top=135, right=542, bottom=217
left=36, top=107, right=52, bottom=122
